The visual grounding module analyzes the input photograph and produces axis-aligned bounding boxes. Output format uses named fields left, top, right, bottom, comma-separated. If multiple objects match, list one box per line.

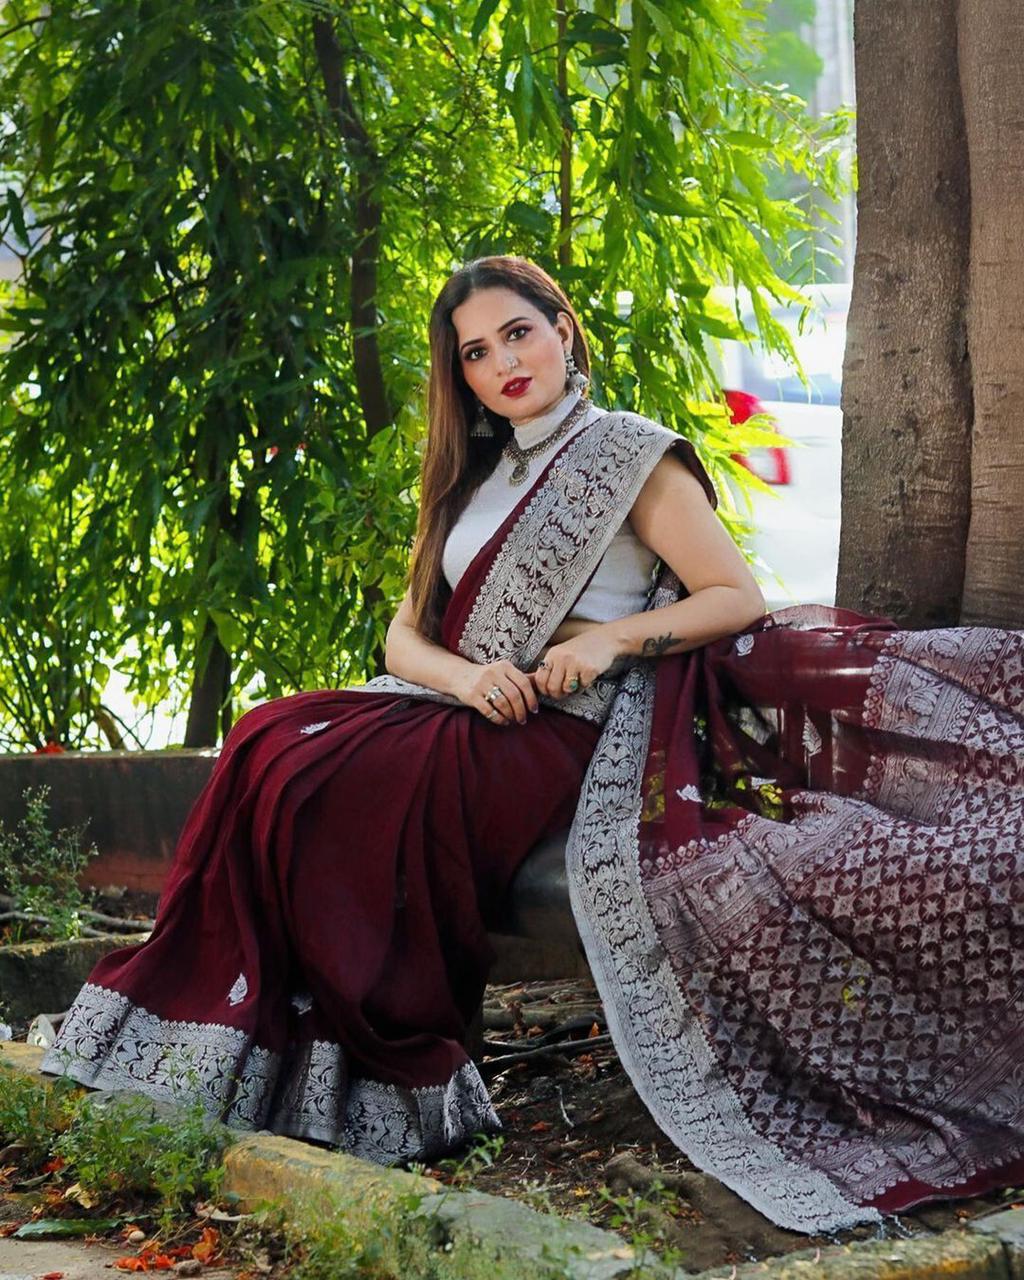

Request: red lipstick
left=502, top=377, right=532, bottom=397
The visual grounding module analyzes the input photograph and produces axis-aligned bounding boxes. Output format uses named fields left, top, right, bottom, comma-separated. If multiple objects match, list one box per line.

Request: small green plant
left=595, top=1178, right=689, bottom=1274
left=0, top=784, right=100, bottom=941
left=49, top=1060, right=232, bottom=1231
left=0, top=1061, right=80, bottom=1164
left=433, top=1132, right=505, bottom=1191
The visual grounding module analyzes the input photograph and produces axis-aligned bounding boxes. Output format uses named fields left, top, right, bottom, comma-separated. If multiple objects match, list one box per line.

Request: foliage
left=51, top=1081, right=230, bottom=1231
left=0, top=1060, right=79, bottom=1164
left=0, top=0, right=852, bottom=747
left=0, top=1054, right=230, bottom=1233
left=0, top=784, right=99, bottom=941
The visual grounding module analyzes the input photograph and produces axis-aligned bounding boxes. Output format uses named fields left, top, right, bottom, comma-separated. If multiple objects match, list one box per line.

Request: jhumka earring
left=564, top=349, right=589, bottom=394
left=470, top=399, right=495, bottom=438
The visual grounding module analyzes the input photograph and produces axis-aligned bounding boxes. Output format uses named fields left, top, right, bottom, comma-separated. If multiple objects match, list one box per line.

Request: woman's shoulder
left=585, top=405, right=716, bottom=509
left=584, top=404, right=686, bottom=451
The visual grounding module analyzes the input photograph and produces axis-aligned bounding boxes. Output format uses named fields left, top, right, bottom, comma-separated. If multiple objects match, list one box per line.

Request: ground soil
left=422, top=977, right=1024, bottom=1274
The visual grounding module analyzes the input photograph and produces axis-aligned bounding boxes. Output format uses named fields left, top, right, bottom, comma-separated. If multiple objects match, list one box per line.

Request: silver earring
left=470, top=399, right=495, bottom=438
left=564, top=349, right=588, bottom=393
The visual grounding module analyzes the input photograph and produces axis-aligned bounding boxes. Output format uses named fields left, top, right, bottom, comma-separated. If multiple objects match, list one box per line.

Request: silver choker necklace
left=503, top=397, right=591, bottom=485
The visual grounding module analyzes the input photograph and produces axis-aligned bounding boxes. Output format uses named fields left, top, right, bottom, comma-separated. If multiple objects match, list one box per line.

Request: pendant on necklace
left=510, top=458, right=530, bottom=484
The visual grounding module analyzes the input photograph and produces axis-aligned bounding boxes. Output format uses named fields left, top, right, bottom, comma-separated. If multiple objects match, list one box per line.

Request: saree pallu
left=41, top=405, right=1024, bottom=1234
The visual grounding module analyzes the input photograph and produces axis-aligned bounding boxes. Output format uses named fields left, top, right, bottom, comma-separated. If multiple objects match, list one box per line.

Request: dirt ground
left=433, top=977, right=1024, bottom=1273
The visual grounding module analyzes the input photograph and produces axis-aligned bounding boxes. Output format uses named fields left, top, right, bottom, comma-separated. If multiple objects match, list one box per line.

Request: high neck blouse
left=508, top=386, right=585, bottom=446
left=442, top=393, right=659, bottom=625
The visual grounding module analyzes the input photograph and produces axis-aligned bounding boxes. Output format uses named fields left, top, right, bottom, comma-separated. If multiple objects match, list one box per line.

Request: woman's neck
left=508, top=386, right=583, bottom=448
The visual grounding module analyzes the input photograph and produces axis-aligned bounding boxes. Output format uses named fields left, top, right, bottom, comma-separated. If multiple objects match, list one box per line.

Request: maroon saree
left=41, top=406, right=1024, bottom=1234
left=38, top=407, right=677, bottom=1162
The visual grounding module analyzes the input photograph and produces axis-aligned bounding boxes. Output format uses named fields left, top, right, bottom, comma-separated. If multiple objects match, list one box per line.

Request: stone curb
left=698, top=1229, right=1009, bottom=1280
left=3, top=1041, right=1022, bottom=1280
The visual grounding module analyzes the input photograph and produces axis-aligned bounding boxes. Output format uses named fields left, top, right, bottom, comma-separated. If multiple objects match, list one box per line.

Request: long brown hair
left=407, top=256, right=592, bottom=642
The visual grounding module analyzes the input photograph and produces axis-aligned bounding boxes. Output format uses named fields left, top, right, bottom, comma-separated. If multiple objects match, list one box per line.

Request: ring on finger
left=567, top=674, right=581, bottom=692
left=484, top=685, right=505, bottom=704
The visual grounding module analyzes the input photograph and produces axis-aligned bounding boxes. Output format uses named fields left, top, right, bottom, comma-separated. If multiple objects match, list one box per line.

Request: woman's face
left=451, top=286, right=575, bottom=422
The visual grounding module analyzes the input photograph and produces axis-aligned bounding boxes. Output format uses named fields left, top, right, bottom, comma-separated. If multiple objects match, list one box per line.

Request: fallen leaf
left=192, top=1225, right=222, bottom=1264
left=529, top=1120, right=553, bottom=1133
left=63, top=1180, right=102, bottom=1208
left=526, top=1025, right=545, bottom=1038
left=578, top=1149, right=603, bottom=1162
left=587, top=1022, right=601, bottom=1038
left=40, top=1272, right=65, bottom=1279
left=15, top=1218, right=125, bottom=1239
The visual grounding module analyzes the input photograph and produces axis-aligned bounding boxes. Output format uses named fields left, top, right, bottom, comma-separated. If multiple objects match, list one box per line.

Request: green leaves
left=0, top=0, right=849, bottom=747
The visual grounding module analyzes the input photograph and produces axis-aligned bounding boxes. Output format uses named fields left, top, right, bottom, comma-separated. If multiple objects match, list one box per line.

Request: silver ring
left=484, top=685, right=504, bottom=704
left=537, top=660, right=550, bottom=669
left=488, top=710, right=500, bottom=720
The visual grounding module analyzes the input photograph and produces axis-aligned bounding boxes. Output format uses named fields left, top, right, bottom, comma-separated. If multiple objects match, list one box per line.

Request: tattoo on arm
left=641, top=632, right=684, bottom=658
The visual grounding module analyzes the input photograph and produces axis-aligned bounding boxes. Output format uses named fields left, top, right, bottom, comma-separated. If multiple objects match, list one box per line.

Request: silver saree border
left=562, top=574, right=881, bottom=1235
left=40, top=982, right=499, bottom=1166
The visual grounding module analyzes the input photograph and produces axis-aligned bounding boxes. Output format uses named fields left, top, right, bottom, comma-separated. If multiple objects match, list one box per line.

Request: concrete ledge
left=971, top=1208, right=1024, bottom=1280
left=0, top=749, right=218, bottom=892
left=0, top=749, right=588, bottom=982
left=0, top=932, right=150, bottom=1023
left=701, top=1231, right=1008, bottom=1280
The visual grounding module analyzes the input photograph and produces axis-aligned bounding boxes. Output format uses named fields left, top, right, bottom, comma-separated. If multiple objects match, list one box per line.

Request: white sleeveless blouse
left=442, top=389, right=659, bottom=623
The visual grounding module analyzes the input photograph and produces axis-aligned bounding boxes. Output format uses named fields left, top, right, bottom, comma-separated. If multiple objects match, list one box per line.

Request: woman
left=41, top=256, right=1024, bottom=1236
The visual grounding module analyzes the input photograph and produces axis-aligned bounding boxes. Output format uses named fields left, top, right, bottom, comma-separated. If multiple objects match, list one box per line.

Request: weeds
left=0, top=1061, right=80, bottom=1163
left=52, top=1090, right=229, bottom=1232
left=0, top=784, right=100, bottom=941
left=0, top=1058, right=229, bottom=1234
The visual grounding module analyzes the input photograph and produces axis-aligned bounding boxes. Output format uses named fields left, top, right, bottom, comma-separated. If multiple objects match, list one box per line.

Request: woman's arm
left=612, top=451, right=767, bottom=656
left=384, top=589, right=477, bottom=697
left=384, top=589, right=540, bottom=723
left=532, top=452, right=766, bottom=698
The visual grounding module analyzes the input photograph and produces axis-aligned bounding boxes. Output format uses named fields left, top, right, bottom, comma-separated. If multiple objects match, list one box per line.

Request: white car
left=711, top=283, right=849, bottom=611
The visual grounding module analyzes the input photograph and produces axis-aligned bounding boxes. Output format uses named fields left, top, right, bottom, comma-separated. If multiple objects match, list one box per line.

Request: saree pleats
left=41, top=686, right=599, bottom=1162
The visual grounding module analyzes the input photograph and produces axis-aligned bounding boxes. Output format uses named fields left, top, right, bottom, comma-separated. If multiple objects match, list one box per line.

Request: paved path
left=0, top=1236, right=239, bottom=1278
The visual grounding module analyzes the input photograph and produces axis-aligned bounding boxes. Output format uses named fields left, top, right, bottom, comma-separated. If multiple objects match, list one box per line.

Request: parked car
left=710, top=282, right=849, bottom=611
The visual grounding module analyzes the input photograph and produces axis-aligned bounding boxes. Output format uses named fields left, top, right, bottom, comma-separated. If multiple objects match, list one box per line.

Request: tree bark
left=838, top=0, right=971, bottom=626
left=957, top=0, right=1024, bottom=626
left=556, top=0, right=573, bottom=270
left=183, top=613, right=231, bottom=749
left=313, top=15, right=392, bottom=678
left=313, top=15, right=392, bottom=441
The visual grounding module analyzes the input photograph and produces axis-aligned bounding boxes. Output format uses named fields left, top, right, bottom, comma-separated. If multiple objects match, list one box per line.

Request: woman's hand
left=452, top=658, right=540, bottom=726
left=531, top=625, right=623, bottom=700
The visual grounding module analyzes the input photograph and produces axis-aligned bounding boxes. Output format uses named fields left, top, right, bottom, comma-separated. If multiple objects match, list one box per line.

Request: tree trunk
left=957, top=0, right=1024, bottom=626
left=183, top=614, right=231, bottom=749
left=313, top=15, right=392, bottom=678
left=838, top=0, right=971, bottom=626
